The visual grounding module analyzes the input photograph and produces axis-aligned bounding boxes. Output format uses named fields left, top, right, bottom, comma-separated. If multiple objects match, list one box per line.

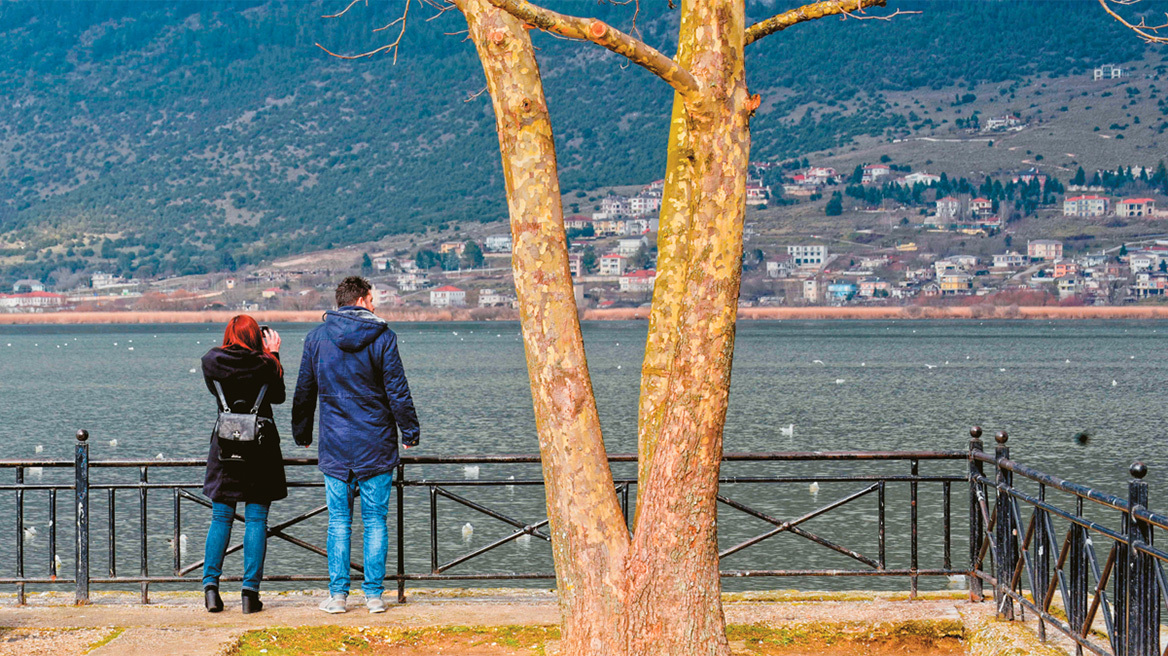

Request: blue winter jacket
left=292, top=307, right=420, bottom=481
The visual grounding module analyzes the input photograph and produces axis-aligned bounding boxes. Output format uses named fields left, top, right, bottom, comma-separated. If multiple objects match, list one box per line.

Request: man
left=293, top=276, right=420, bottom=614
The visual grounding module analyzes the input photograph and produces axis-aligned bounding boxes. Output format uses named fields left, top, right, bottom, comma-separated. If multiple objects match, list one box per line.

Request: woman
left=200, top=315, right=287, bottom=614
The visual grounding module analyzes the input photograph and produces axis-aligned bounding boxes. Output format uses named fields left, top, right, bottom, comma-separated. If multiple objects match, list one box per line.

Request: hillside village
left=5, top=149, right=1168, bottom=314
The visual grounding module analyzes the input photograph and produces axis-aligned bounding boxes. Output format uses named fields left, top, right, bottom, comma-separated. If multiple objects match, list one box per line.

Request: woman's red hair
left=222, top=315, right=282, bottom=375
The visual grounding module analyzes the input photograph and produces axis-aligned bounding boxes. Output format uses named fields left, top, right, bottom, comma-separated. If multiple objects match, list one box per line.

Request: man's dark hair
left=336, top=276, right=372, bottom=307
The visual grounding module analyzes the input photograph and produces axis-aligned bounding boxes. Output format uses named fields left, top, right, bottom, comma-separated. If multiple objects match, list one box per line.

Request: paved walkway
left=0, top=589, right=994, bottom=656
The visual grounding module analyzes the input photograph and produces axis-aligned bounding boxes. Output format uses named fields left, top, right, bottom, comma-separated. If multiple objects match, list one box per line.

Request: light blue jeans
left=324, top=471, right=393, bottom=598
left=203, top=501, right=270, bottom=592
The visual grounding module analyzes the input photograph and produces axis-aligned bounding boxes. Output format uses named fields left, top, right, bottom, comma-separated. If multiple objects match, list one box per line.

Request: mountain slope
left=0, top=0, right=1157, bottom=283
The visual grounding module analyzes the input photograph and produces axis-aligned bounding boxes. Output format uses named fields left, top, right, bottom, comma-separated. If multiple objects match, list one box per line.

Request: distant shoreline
left=4, top=305, right=1168, bottom=325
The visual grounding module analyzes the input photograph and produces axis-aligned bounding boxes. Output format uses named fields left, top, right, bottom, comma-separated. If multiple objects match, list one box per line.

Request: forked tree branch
left=485, top=0, right=701, bottom=97
left=316, top=0, right=414, bottom=63
left=1098, top=0, right=1168, bottom=43
left=745, top=0, right=893, bottom=45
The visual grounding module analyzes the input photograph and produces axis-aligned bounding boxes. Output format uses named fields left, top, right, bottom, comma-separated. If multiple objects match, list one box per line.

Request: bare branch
left=1098, top=0, right=1168, bottom=43
left=745, top=0, right=900, bottom=46
left=485, top=0, right=701, bottom=97
left=318, top=0, right=414, bottom=64
left=464, top=85, right=489, bottom=102
left=322, top=0, right=366, bottom=19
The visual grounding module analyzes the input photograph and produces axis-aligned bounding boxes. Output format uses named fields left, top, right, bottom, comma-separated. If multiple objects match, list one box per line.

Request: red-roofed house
left=620, top=269, right=657, bottom=293
left=430, top=285, right=466, bottom=308
left=1063, top=195, right=1110, bottom=217
left=862, top=164, right=891, bottom=183
left=970, top=197, right=992, bottom=215
left=564, top=215, right=593, bottom=230
left=1117, top=198, right=1156, bottom=218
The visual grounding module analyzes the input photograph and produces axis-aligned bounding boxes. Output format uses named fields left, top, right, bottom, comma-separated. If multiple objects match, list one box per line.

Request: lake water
left=1, top=319, right=1166, bottom=593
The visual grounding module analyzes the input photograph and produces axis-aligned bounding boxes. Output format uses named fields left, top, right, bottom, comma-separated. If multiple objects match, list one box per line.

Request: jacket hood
left=202, top=345, right=275, bottom=380
left=324, top=307, right=387, bottom=352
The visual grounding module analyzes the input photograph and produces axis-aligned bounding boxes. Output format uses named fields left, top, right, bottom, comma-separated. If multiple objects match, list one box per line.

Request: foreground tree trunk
left=442, top=0, right=881, bottom=652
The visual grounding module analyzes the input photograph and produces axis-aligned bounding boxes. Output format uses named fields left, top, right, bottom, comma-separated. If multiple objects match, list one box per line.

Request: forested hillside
left=0, top=0, right=1155, bottom=283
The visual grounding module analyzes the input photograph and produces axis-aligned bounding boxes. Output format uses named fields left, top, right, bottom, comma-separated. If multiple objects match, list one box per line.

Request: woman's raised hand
left=263, top=328, right=281, bottom=354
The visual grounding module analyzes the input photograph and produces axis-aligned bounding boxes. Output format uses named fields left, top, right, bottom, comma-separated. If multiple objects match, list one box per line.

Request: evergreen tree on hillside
left=825, top=192, right=843, bottom=216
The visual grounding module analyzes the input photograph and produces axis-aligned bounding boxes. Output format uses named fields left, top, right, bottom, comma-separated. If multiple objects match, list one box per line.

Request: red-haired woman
left=200, top=316, right=287, bottom=614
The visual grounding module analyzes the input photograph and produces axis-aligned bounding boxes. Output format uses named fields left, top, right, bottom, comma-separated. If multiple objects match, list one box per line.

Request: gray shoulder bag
left=212, top=380, right=269, bottom=462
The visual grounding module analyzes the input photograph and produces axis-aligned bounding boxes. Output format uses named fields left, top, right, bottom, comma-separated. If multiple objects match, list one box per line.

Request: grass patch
left=229, top=625, right=560, bottom=656
left=84, top=627, right=126, bottom=653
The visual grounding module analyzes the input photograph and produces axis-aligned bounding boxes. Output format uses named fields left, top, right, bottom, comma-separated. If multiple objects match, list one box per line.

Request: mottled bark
left=451, top=0, right=826, bottom=653
left=457, top=1, right=630, bottom=652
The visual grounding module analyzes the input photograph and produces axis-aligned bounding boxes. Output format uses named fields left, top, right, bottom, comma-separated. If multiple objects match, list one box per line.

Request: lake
left=0, top=319, right=1165, bottom=593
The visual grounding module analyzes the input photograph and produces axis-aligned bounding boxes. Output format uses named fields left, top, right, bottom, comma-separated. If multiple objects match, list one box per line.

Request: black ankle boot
left=241, top=589, right=263, bottom=614
left=204, top=587, right=223, bottom=613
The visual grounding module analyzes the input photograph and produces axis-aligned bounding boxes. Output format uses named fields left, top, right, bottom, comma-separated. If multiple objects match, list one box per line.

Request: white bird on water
left=155, top=453, right=166, bottom=460
left=779, top=424, right=794, bottom=438
left=462, top=522, right=474, bottom=543
left=1112, top=380, right=1118, bottom=387
left=35, top=445, right=43, bottom=454
left=28, top=467, right=43, bottom=477
left=925, top=364, right=935, bottom=369
left=53, top=555, right=62, bottom=577
left=812, top=359, right=825, bottom=365
left=835, top=379, right=846, bottom=385
left=23, top=526, right=37, bottom=541
left=809, top=482, right=820, bottom=496
left=464, top=465, right=480, bottom=480
left=189, top=368, right=197, bottom=374
left=108, top=439, right=118, bottom=448
left=517, top=533, right=532, bottom=548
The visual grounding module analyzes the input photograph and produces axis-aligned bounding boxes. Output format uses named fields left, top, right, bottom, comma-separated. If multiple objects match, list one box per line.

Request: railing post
left=396, top=462, right=406, bottom=605
left=969, top=427, right=985, bottom=602
left=1126, top=462, right=1157, bottom=656
left=74, top=429, right=90, bottom=605
left=994, top=430, right=1015, bottom=620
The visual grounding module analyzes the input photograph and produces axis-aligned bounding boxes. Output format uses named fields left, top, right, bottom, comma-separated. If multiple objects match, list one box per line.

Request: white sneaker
left=366, top=595, right=387, bottom=613
left=319, top=594, right=348, bottom=614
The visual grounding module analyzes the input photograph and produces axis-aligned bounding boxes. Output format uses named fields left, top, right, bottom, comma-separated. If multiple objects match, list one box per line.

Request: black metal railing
left=3, top=426, right=1166, bottom=656
left=1, top=430, right=968, bottom=605
left=970, top=427, right=1164, bottom=656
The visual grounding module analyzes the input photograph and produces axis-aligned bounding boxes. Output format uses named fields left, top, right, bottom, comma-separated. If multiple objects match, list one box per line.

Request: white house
left=599, top=254, right=629, bottom=276
left=1094, top=64, right=1123, bottom=80
left=993, top=252, right=1025, bottom=269
left=787, top=245, right=828, bottom=268
left=618, top=236, right=648, bottom=257
left=1063, top=195, right=1110, bottom=217
left=620, top=269, right=657, bottom=293
left=478, top=289, right=513, bottom=307
left=484, top=235, right=513, bottom=253
left=12, top=279, right=45, bottom=293
left=935, top=197, right=961, bottom=222
left=430, top=285, right=466, bottom=307
left=862, top=165, right=891, bottom=183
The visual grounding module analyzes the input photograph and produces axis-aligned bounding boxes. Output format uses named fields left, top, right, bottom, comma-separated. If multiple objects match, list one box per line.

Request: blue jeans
left=202, top=501, right=270, bottom=592
left=324, top=471, right=393, bottom=598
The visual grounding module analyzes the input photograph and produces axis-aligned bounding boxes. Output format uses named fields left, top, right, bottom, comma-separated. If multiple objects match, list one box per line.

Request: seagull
left=1112, top=380, right=1118, bottom=387
left=462, top=522, right=474, bottom=542
left=23, top=526, right=37, bottom=541
left=189, top=368, right=197, bottom=374
left=155, top=453, right=166, bottom=460
left=860, top=362, right=866, bottom=367
left=35, top=445, right=43, bottom=454
left=127, top=347, right=134, bottom=351
left=517, top=533, right=532, bottom=547
left=812, top=359, right=825, bottom=365
left=925, top=364, right=935, bottom=369
left=1065, top=359, right=1071, bottom=364
left=464, top=465, right=480, bottom=480
left=108, top=439, right=118, bottom=448
left=809, top=482, right=820, bottom=496
left=835, top=378, right=846, bottom=385
left=779, top=424, right=794, bottom=437
left=999, top=368, right=1007, bottom=372
left=52, top=555, right=62, bottom=577
left=28, top=467, right=43, bottom=477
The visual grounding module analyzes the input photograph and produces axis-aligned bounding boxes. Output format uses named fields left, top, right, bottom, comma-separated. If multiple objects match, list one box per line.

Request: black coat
left=201, top=346, right=288, bottom=504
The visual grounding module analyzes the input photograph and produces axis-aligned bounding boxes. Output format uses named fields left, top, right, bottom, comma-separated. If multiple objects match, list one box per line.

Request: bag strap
left=250, top=384, right=269, bottom=414
left=212, top=380, right=268, bottom=414
left=211, top=380, right=231, bottom=412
